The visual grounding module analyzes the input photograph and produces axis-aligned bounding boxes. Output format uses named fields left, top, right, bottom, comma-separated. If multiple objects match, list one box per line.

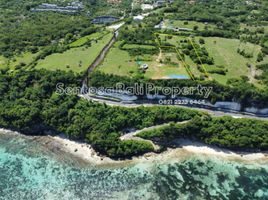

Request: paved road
left=79, top=94, right=268, bottom=120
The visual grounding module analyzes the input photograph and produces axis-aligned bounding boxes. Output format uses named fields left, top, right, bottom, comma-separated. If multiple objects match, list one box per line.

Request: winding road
left=79, top=93, right=268, bottom=120
left=120, top=121, right=190, bottom=150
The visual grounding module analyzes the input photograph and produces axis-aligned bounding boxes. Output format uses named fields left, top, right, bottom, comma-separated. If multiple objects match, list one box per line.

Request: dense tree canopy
left=138, top=116, right=268, bottom=150
left=0, top=69, right=201, bottom=158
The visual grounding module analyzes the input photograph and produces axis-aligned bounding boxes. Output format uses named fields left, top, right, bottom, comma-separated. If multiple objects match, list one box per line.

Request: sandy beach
left=50, top=135, right=268, bottom=166
left=1, top=128, right=268, bottom=166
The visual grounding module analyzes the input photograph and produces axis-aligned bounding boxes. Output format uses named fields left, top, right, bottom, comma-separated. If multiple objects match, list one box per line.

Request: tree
left=257, top=52, right=264, bottom=62
left=199, top=38, right=205, bottom=44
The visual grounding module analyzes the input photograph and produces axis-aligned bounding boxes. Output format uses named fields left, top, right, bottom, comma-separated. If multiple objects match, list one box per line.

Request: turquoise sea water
left=1, top=131, right=268, bottom=200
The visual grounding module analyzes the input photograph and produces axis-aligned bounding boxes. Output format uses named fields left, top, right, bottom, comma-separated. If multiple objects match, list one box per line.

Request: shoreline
left=1, top=128, right=268, bottom=167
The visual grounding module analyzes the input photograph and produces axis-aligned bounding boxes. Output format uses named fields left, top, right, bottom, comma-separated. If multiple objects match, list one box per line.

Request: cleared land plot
left=36, top=33, right=113, bottom=73
left=123, top=44, right=156, bottom=49
left=144, top=57, right=189, bottom=79
left=69, top=32, right=108, bottom=48
left=164, top=19, right=215, bottom=31
left=240, top=23, right=268, bottom=34
left=98, top=42, right=139, bottom=76
left=203, top=37, right=263, bottom=84
left=99, top=33, right=267, bottom=83
left=0, top=52, right=38, bottom=70
left=157, top=34, right=202, bottom=78
left=98, top=42, right=190, bottom=79
left=158, top=34, right=266, bottom=84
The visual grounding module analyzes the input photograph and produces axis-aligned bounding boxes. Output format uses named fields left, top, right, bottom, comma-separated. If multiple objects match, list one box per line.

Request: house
left=134, top=15, right=145, bottom=21
left=154, top=0, right=174, bottom=7
left=133, top=13, right=150, bottom=21
left=92, top=16, right=119, bottom=24
left=31, top=1, right=84, bottom=13
left=140, top=64, right=149, bottom=70
left=154, top=0, right=166, bottom=7
left=141, top=4, right=154, bottom=10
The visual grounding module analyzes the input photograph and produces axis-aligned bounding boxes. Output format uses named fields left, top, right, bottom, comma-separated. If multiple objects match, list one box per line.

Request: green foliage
left=138, top=116, right=268, bottom=150
left=89, top=71, right=268, bottom=108
left=181, top=40, right=214, bottom=65
left=0, top=11, right=92, bottom=57
left=0, top=69, right=200, bottom=158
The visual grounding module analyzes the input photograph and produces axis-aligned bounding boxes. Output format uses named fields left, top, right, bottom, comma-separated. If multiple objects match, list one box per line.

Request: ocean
left=0, top=130, right=268, bottom=200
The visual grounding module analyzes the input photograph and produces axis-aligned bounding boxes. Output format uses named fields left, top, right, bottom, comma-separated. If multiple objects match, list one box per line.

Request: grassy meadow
left=98, top=41, right=191, bottom=79
left=164, top=20, right=215, bottom=31
left=69, top=32, right=108, bottom=48
left=157, top=34, right=266, bottom=84
left=203, top=37, right=264, bottom=84
left=98, top=42, right=138, bottom=76
left=0, top=52, right=38, bottom=70
left=36, top=33, right=113, bottom=73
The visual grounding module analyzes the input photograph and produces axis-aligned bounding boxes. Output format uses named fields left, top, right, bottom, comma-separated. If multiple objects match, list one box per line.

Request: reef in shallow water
left=0, top=131, right=268, bottom=200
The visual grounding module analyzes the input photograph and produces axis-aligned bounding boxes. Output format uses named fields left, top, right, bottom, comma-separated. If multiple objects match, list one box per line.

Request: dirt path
left=249, top=64, right=257, bottom=83
left=120, top=121, right=190, bottom=150
left=157, top=48, right=163, bottom=62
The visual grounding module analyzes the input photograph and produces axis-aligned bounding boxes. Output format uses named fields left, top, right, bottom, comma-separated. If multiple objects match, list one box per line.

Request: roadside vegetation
left=0, top=69, right=201, bottom=158
left=89, top=71, right=268, bottom=109
left=1, top=69, right=268, bottom=158
left=137, top=116, right=268, bottom=150
left=1, top=0, right=268, bottom=159
left=35, top=32, right=113, bottom=72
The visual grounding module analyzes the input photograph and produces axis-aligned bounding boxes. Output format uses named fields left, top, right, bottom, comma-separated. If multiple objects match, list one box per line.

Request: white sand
left=51, top=135, right=120, bottom=166
left=0, top=128, right=20, bottom=135
left=51, top=136, right=268, bottom=166
left=1, top=128, right=268, bottom=166
left=178, top=139, right=268, bottom=162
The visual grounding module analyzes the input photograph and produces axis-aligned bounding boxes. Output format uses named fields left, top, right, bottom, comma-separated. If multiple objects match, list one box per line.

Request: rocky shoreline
left=1, top=128, right=268, bottom=168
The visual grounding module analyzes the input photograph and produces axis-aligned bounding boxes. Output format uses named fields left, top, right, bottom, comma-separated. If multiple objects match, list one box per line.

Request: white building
left=141, top=4, right=154, bottom=10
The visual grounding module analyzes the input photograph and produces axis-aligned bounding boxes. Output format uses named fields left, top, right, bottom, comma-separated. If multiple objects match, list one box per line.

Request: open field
left=0, top=56, right=7, bottom=69
left=162, top=19, right=215, bottom=31
left=203, top=37, right=265, bottom=84
left=36, top=33, right=113, bottom=73
left=98, top=42, right=139, bottom=76
left=240, top=23, right=268, bottom=34
left=98, top=41, right=191, bottom=79
left=99, top=32, right=268, bottom=85
left=0, top=52, right=38, bottom=70
left=69, top=32, right=108, bottom=48
left=123, top=44, right=156, bottom=49
left=157, top=34, right=267, bottom=84
left=157, top=34, right=203, bottom=79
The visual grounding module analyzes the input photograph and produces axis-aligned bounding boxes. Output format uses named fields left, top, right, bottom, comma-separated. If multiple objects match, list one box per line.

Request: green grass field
left=99, top=41, right=190, bottom=79
left=0, top=52, right=38, bottom=70
left=0, top=56, right=7, bottom=69
left=240, top=23, right=268, bottom=34
left=36, top=32, right=113, bottom=73
left=69, top=32, right=107, bottom=48
left=99, top=33, right=268, bottom=84
left=165, top=20, right=215, bottom=31
left=123, top=44, right=156, bottom=50
left=203, top=37, right=263, bottom=84
left=98, top=42, right=139, bottom=76
left=157, top=34, right=266, bottom=84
